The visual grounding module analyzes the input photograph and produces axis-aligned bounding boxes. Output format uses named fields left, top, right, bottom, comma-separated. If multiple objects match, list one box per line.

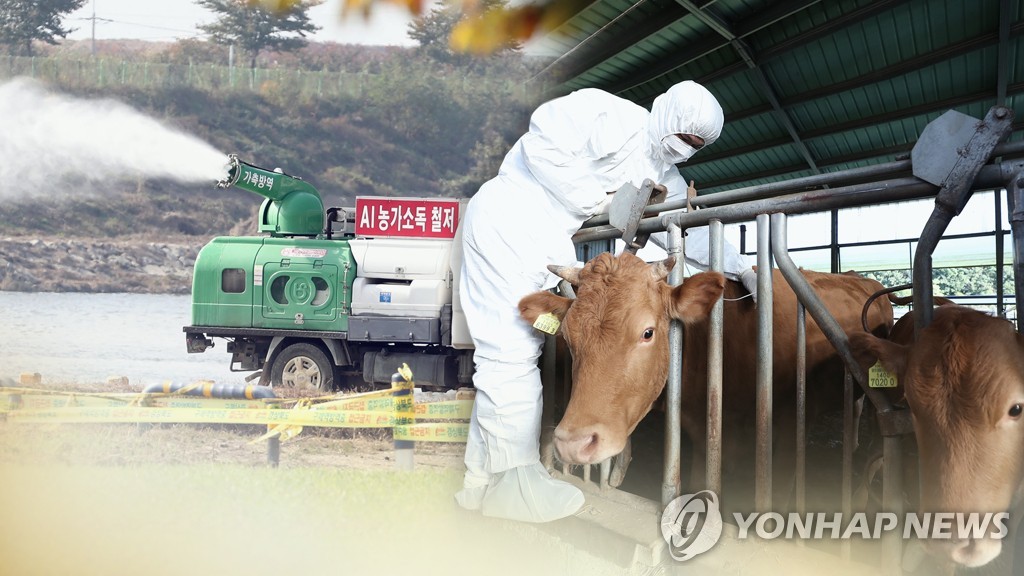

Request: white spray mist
left=0, top=78, right=228, bottom=197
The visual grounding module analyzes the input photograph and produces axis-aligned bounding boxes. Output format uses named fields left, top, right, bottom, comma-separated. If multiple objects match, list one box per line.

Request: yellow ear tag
left=868, top=361, right=898, bottom=388
left=533, top=312, right=561, bottom=335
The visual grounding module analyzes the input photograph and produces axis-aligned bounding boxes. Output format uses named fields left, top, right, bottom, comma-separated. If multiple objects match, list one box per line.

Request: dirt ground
left=0, top=421, right=467, bottom=471
left=1, top=384, right=627, bottom=576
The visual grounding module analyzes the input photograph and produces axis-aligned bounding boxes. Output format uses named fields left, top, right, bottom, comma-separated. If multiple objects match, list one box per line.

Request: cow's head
left=850, top=306, right=1024, bottom=568
left=518, top=252, right=724, bottom=466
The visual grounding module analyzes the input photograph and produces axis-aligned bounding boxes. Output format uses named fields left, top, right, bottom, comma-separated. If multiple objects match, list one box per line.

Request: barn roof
left=528, top=0, right=1024, bottom=194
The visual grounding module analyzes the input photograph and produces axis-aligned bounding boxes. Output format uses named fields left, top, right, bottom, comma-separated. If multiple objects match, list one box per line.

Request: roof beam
left=530, top=0, right=697, bottom=92
left=996, top=0, right=1012, bottom=105
left=684, top=81, right=1024, bottom=169
left=528, top=0, right=823, bottom=91
left=675, top=0, right=820, bottom=173
left=718, top=20, right=1024, bottom=124
left=627, top=0, right=913, bottom=106
left=536, top=0, right=822, bottom=96
left=757, top=0, right=914, bottom=62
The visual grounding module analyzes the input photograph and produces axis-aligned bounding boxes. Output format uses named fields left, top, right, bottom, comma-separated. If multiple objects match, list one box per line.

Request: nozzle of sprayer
left=216, top=154, right=241, bottom=189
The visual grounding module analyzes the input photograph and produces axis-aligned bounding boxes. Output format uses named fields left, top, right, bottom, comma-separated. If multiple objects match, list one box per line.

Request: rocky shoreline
left=0, top=237, right=206, bottom=294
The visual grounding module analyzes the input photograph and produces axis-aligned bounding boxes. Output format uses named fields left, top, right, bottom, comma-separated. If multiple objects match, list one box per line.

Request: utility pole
left=90, top=0, right=96, bottom=57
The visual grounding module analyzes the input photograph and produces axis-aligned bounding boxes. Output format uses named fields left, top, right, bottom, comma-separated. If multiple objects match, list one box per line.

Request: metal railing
left=558, top=106, right=1024, bottom=572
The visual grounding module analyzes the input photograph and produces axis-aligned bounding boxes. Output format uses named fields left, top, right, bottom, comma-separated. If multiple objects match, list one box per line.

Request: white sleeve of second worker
left=678, top=226, right=751, bottom=280
left=637, top=171, right=751, bottom=280
left=642, top=226, right=750, bottom=280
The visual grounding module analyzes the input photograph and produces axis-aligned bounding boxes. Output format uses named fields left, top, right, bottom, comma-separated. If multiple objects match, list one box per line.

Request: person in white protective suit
left=456, top=80, right=757, bottom=523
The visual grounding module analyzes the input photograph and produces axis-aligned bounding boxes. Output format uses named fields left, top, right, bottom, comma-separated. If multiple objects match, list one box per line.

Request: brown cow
left=518, top=252, right=893, bottom=501
left=850, top=305, right=1024, bottom=568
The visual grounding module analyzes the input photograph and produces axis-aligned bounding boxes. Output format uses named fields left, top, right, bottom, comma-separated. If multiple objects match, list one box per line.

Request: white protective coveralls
left=456, top=81, right=752, bottom=523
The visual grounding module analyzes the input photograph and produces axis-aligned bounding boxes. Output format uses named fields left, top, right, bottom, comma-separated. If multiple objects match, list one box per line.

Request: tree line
left=0, top=0, right=520, bottom=65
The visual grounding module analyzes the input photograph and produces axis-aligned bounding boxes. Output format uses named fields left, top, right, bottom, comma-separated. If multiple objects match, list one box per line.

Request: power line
left=74, top=16, right=203, bottom=36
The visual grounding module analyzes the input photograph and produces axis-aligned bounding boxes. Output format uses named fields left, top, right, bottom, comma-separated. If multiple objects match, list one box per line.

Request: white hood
left=646, top=81, right=724, bottom=164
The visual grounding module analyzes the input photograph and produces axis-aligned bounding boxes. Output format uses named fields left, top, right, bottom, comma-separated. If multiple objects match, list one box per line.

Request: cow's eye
left=641, top=328, right=655, bottom=342
left=1009, top=404, right=1023, bottom=419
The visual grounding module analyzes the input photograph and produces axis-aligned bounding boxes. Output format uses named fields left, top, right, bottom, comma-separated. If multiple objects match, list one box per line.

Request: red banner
left=355, top=197, right=460, bottom=239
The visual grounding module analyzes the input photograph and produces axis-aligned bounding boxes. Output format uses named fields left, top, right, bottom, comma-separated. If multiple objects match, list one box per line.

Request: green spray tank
left=217, top=154, right=324, bottom=237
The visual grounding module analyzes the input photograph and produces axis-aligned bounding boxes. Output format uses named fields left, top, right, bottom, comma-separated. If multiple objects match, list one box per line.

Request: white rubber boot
left=480, top=462, right=585, bottom=523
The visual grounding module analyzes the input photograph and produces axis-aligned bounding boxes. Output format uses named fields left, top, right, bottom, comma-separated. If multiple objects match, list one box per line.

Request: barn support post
left=663, top=222, right=685, bottom=506
left=706, top=219, right=725, bottom=496
left=1009, top=173, right=1024, bottom=333
left=755, top=213, right=773, bottom=512
left=996, top=189, right=1006, bottom=318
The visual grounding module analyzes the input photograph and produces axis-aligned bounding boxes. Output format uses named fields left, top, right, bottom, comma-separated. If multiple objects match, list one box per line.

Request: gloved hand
left=739, top=268, right=758, bottom=304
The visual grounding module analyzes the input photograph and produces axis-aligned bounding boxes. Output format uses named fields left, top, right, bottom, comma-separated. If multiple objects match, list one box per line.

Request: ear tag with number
left=868, top=361, right=898, bottom=388
left=533, top=312, right=561, bottom=335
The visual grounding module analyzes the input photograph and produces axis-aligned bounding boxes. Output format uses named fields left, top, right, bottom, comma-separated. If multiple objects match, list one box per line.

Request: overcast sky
left=66, top=0, right=418, bottom=46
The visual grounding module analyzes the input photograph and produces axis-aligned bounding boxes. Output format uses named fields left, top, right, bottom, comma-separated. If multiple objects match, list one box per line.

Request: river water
left=0, top=292, right=247, bottom=388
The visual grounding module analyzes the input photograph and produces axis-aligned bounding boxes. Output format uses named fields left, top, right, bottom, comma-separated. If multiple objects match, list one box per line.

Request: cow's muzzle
left=553, top=424, right=619, bottom=465
left=932, top=536, right=1003, bottom=568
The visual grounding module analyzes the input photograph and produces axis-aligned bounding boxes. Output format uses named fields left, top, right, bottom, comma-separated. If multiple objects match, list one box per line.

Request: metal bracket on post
left=608, top=178, right=666, bottom=253
left=910, top=106, right=1015, bottom=334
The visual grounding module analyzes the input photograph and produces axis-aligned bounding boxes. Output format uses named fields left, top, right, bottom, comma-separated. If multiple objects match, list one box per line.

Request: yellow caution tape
left=257, top=398, right=310, bottom=442
left=320, top=396, right=396, bottom=413
left=2, top=385, right=474, bottom=443
left=0, top=392, right=269, bottom=412
left=2, top=389, right=472, bottom=417
left=4, top=406, right=471, bottom=443
left=394, top=423, right=469, bottom=443
left=5, top=407, right=397, bottom=428
left=415, top=400, right=472, bottom=419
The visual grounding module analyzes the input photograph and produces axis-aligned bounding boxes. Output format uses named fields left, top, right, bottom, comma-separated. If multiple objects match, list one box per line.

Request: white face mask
left=661, top=135, right=699, bottom=164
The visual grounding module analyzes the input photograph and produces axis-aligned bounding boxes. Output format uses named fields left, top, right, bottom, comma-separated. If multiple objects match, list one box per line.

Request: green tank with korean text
left=184, top=155, right=474, bottom=392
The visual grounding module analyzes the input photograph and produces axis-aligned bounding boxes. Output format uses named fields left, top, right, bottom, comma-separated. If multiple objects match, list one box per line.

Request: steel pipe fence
left=547, top=106, right=1024, bottom=572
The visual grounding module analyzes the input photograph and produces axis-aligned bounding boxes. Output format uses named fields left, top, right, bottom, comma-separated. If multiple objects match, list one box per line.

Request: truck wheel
left=270, top=343, right=335, bottom=392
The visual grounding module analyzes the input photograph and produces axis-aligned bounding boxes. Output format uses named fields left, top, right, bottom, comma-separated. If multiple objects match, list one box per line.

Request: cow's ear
left=519, top=291, right=573, bottom=326
left=668, top=272, right=725, bottom=322
left=849, top=332, right=907, bottom=379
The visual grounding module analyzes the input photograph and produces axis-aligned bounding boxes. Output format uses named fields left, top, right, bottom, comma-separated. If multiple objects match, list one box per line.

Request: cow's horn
left=651, top=256, right=676, bottom=280
left=547, top=264, right=582, bottom=285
